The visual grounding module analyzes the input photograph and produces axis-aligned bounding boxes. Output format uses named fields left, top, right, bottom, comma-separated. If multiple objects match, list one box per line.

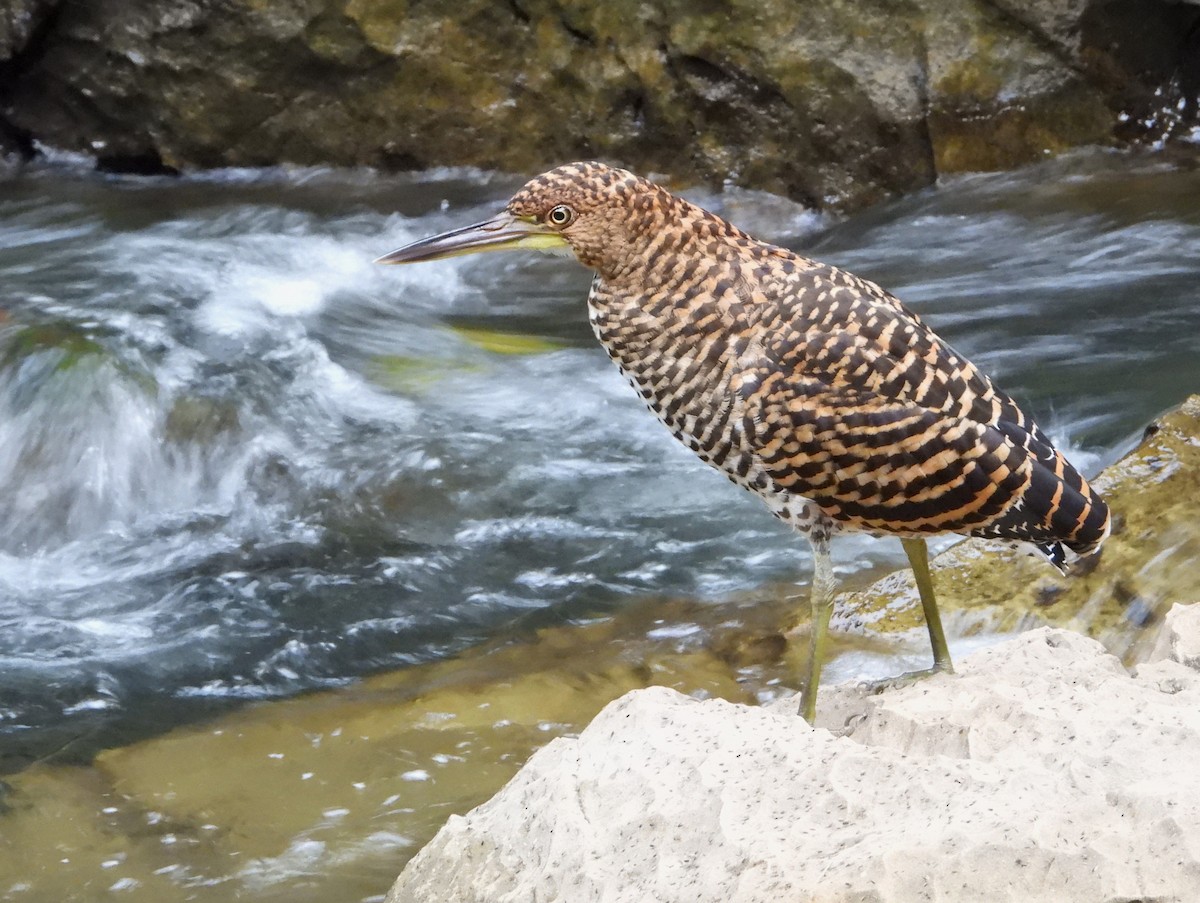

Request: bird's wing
left=763, top=261, right=1050, bottom=443
left=736, top=261, right=1110, bottom=554
left=734, top=366, right=1034, bottom=536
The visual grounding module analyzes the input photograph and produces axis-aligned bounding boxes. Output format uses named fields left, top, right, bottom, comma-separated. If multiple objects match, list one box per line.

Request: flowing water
left=1, top=146, right=1199, bottom=899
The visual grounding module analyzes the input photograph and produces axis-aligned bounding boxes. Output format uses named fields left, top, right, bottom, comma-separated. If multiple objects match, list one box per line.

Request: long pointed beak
left=375, top=213, right=568, bottom=265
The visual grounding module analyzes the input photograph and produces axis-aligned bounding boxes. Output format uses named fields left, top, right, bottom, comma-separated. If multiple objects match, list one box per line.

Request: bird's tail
left=972, top=423, right=1111, bottom=571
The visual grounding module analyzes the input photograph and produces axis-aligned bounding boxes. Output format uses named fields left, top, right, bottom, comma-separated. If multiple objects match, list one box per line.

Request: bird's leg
left=798, top=533, right=837, bottom=723
left=901, top=536, right=954, bottom=674
left=859, top=537, right=954, bottom=697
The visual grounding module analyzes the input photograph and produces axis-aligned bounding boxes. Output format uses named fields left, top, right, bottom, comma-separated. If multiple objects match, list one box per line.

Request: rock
left=1144, top=602, right=1200, bottom=671
left=163, top=395, right=240, bottom=444
left=388, top=622, right=1200, bottom=903
left=0, top=0, right=1197, bottom=205
left=922, top=1, right=1113, bottom=173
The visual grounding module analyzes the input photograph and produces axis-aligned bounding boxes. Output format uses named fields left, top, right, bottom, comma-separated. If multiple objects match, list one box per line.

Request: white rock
left=387, top=624, right=1200, bottom=903
left=1144, top=602, right=1200, bottom=670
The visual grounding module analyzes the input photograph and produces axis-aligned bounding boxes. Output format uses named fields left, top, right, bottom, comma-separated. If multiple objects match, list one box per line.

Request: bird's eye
left=547, top=205, right=575, bottom=227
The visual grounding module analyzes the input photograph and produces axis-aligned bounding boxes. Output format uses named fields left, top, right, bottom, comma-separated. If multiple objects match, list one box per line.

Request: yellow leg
left=798, top=535, right=837, bottom=723
left=901, top=536, right=954, bottom=672
left=858, top=538, right=955, bottom=699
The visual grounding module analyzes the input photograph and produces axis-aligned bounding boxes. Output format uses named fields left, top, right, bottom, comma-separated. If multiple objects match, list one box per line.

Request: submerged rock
left=388, top=613, right=1200, bottom=903
left=162, top=395, right=240, bottom=444
left=0, top=0, right=1197, bottom=205
left=0, top=598, right=760, bottom=902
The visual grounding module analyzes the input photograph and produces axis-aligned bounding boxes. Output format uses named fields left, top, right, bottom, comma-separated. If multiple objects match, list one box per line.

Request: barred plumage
left=378, top=160, right=1111, bottom=722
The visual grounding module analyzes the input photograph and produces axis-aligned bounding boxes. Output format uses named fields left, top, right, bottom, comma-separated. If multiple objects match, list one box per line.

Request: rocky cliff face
left=1, top=0, right=1198, bottom=205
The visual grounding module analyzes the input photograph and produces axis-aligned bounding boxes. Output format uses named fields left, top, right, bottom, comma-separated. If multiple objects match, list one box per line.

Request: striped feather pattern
left=507, top=162, right=1111, bottom=564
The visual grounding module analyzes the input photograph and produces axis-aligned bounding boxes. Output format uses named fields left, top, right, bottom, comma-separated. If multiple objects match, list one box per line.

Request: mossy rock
left=0, top=322, right=107, bottom=373
left=6, top=0, right=1189, bottom=206
left=0, top=321, right=155, bottom=397
left=163, top=396, right=241, bottom=444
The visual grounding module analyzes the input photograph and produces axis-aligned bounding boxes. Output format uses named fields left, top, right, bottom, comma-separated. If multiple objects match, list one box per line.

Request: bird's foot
left=857, top=662, right=954, bottom=697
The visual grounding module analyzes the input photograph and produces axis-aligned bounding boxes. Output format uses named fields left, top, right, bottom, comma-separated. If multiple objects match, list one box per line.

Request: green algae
left=364, top=325, right=563, bottom=393
left=0, top=323, right=108, bottom=374
left=450, top=324, right=565, bottom=356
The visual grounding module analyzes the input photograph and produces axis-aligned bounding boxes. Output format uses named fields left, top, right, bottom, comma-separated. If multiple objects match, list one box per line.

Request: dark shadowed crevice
left=378, top=148, right=423, bottom=171
left=1081, top=0, right=1200, bottom=140
left=503, top=0, right=532, bottom=27
left=0, top=0, right=66, bottom=161
left=910, top=26, right=938, bottom=184
left=1181, top=19, right=1200, bottom=126
left=95, top=148, right=180, bottom=176
left=559, top=15, right=597, bottom=47
left=0, top=112, right=34, bottom=159
left=0, top=0, right=63, bottom=87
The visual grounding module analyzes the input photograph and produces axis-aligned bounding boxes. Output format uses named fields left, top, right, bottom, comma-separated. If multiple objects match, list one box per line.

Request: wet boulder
left=0, top=0, right=54, bottom=162
left=0, top=0, right=1197, bottom=206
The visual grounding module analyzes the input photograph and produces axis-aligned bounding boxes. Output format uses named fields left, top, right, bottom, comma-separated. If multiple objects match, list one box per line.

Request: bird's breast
left=586, top=279, right=818, bottom=529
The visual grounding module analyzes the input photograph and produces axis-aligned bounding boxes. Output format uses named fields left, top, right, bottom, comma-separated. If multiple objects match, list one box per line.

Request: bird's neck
left=587, top=197, right=771, bottom=354
left=586, top=243, right=750, bottom=403
left=596, top=195, right=755, bottom=288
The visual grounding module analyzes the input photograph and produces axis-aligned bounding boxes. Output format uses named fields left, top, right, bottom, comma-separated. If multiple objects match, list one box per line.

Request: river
left=1, top=146, right=1198, bottom=899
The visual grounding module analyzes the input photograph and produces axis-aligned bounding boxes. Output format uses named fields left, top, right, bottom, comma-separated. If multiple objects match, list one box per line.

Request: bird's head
left=377, top=162, right=674, bottom=281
